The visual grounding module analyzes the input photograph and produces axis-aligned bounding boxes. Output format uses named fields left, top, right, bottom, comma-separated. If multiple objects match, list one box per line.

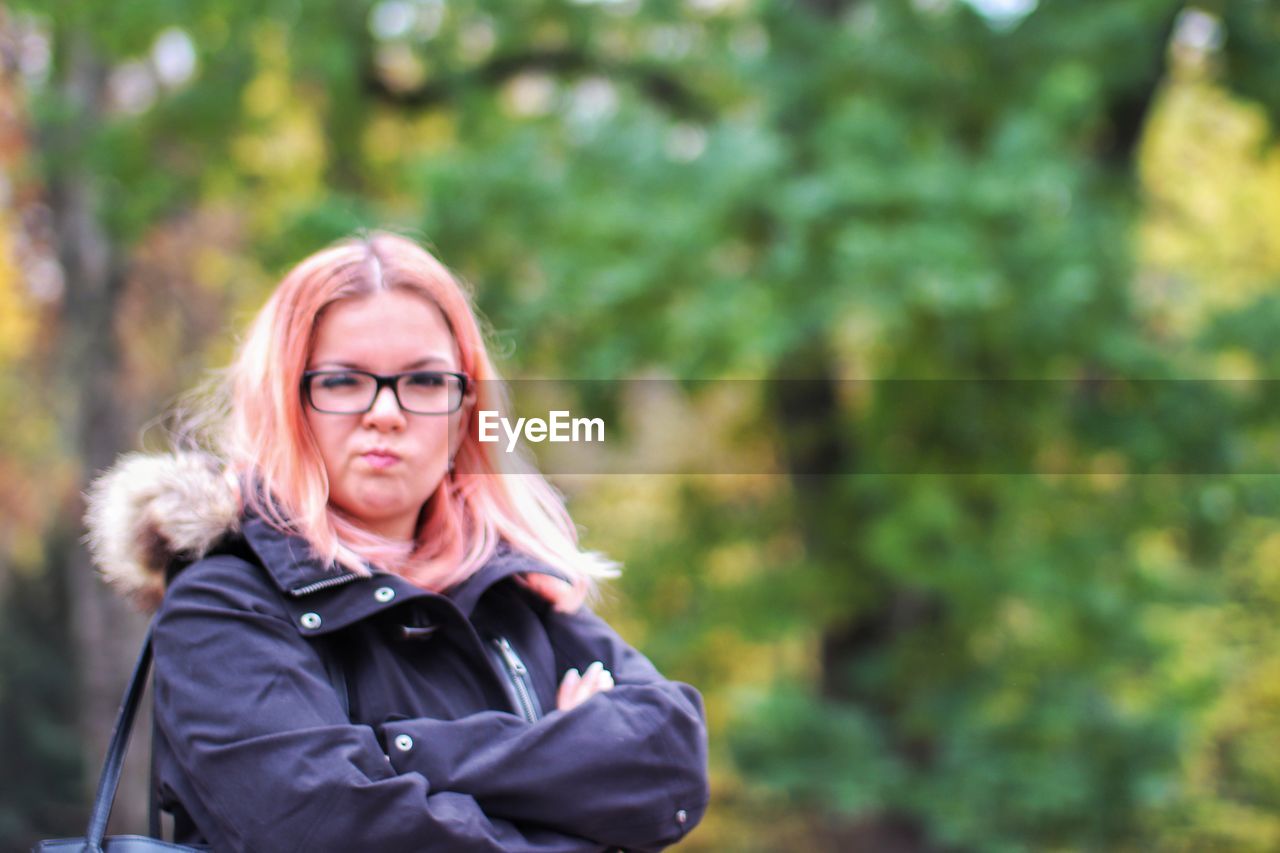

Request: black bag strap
left=80, top=545, right=352, bottom=851
left=148, top=716, right=162, bottom=840
left=85, top=627, right=346, bottom=848
left=83, top=622, right=156, bottom=848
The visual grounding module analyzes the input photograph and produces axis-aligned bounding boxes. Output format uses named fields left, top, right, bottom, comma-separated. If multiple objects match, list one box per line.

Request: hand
left=556, top=660, right=615, bottom=712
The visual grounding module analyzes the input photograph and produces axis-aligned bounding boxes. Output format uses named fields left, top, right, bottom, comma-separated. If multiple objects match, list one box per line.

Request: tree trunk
left=46, top=29, right=149, bottom=835
left=769, top=340, right=946, bottom=851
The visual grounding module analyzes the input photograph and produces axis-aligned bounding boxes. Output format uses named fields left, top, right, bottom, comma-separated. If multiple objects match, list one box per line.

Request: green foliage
left=12, top=0, right=1280, bottom=849
left=732, top=689, right=902, bottom=816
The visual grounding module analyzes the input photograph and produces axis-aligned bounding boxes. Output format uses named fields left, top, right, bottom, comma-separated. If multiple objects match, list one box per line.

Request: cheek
left=414, top=419, right=454, bottom=465
left=306, top=414, right=349, bottom=477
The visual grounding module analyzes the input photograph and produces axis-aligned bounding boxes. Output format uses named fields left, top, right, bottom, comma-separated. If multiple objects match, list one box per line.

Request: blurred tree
left=7, top=0, right=1280, bottom=850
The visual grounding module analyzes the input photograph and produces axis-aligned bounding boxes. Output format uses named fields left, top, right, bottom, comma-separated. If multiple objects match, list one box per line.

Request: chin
left=336, top=489, right=406, bottom=519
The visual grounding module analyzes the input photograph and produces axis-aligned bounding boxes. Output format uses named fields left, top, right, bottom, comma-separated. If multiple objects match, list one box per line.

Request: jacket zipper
left=289, top=573, right=360, bottom=597
left=489, top=635, right=541, bottom=722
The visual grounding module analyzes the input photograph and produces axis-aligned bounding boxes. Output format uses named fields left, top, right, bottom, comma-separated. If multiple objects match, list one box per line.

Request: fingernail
left=586, top=661, right=604, bottom=675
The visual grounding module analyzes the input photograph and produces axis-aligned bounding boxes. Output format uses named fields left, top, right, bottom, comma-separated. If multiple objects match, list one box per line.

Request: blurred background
left=4, top=0, right=1280, bottom=850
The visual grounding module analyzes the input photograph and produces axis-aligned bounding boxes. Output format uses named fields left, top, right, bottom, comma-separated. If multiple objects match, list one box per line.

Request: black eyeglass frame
left=301, top=369, right=471, bottom=415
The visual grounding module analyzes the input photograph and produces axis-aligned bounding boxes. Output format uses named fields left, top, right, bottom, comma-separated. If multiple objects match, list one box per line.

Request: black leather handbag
left=33, top=625, right=206, bottom=852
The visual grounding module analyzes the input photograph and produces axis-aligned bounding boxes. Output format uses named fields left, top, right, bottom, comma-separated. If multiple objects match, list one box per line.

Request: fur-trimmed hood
left=85, top=452, right=580, bottom=616
left=85, top=452, right=242, bottom=612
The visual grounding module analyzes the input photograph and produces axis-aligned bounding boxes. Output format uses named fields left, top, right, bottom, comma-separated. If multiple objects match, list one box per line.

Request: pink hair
left=222, top=232, right=616, bottom=611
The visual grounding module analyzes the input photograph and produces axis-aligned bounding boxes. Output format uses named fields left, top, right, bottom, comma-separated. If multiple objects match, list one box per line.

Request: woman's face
left=305, top=289, right=465, bottom=541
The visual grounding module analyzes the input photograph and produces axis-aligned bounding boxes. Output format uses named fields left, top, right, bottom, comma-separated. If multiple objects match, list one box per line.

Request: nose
left=363, top=384, right=406, bottom=430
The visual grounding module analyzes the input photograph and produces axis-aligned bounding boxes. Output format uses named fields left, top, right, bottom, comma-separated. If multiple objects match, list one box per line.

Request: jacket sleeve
left=152, top=555, right=609, bottom=853
left=379, top=604, right=710, bottom=851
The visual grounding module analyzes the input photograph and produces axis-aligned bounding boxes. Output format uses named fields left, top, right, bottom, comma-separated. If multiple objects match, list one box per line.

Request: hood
left=85, top=451, right=579, bottom=616
left=85, top=452, right=241, bottom=612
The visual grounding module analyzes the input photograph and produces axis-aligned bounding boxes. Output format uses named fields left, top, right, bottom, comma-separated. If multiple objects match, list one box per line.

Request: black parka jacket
left=86, top=454, right=709, bottom=852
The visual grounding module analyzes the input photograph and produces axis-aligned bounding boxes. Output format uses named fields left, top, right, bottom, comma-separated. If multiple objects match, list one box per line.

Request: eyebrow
left=311, top=356, right=456, bottom=370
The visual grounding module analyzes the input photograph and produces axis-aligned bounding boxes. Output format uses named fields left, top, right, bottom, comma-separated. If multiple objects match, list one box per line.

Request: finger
left=571, top=666, right=601, bottom=706
left=582, top=664, right=616, bottom=699
left=588, top=669, right=613, bottom=695
left=557, top=668, right=581, bottom=709
left=579, top=661, right=605, bottom=694
left=562, top=662, right=611, bottom=709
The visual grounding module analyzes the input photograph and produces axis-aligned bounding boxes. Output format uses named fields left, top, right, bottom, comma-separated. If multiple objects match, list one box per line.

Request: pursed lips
left=359, top=448, right=402, bottom=469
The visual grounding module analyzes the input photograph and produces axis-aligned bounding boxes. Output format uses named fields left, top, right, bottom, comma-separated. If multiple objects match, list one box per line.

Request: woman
left=85, top=232, right=709, bottom=851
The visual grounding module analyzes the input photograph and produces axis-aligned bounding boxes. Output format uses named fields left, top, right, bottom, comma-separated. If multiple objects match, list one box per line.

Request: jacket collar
left=239, top=509, right=570, bottom=622
left=240, top=511, right=352, bottom=597
left=444, top=545, right=566, bottom=617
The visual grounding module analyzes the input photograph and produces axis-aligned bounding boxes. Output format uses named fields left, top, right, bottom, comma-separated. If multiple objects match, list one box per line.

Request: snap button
left=300, top=612, right=322, bottom=629
left=374, top=586, right=396, bottom=603
left=394, top=734, right=413, bottom=752
left=675, top=809, right=688, bottom=825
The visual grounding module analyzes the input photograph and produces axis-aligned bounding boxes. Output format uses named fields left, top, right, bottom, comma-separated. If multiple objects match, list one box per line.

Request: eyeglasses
left=301, top=369, right=469, bottom=415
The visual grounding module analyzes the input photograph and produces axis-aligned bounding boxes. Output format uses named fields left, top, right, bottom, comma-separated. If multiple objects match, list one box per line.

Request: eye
left=404, top=371, right=447, bottom=388
left=318, top=372, right=362, bottom=390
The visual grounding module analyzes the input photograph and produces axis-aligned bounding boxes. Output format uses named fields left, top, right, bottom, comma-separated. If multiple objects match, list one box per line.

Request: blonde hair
left=222, top=232, right=616, bottom=610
